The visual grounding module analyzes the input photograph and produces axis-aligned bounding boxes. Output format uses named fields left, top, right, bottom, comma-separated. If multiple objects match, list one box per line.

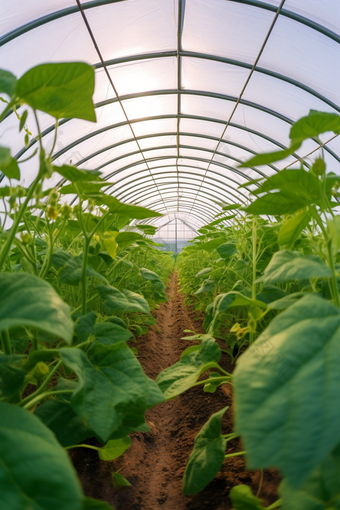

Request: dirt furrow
left=71, top=272, right=280, bottom=509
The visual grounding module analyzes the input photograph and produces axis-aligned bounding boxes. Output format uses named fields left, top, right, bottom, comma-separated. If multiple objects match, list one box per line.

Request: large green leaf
left=0, top=147, right=20, bottom=180
left=139, top=267, right=165, bottom=290
left=0, top=402, right=82, bottom=510
left=230, top=485, right=267, bottom=510
left=260, top=250, right=332, bottom=284
left=0, top=69, right=17, bottom=97
left=81, top=497, right=115, bottom=510
left=16, top=62, right=96, bottom=121
left=96, top=285, right=150, bottom=314
left=35, top=398, right=93, bottom=448
left=52, top=251, right=108, bottom=286
left=94, top=195, right=162, bottom=219
left=182, top=407, right=229, bottom=495
left=156, top=336, right=221, bottom=399
left=60, top=341, right=149, bottom=441
left=278, top=211, right=311, bottom=248
left=0, top=354, right=25, bottom=397
left=252, top=169, right=320, bottom=205
left=279, top=444, right=340, bottom=510
left=216, top=243, right=237, bottom=258
left=94, top=321, right=133, bottom=345
left=98, top=436, right=131, bottom=461
left=206, top=291, right=266, bottom=334
left=53, top=165, right=102, bottom=183
left=243, top=191, right=305, bottom=216
left=0, top=273, right=73, bottom=344
left=290, top=110, right=340, bottom=144
left=194, top=279, right=215, bottom=295
left=192, top=238, right=227, bottom=252
left=238, top=144, right=300, bottom=168
left=116, top=232, right=145, bottom=252
left=234, top=294, right=340, bottom=488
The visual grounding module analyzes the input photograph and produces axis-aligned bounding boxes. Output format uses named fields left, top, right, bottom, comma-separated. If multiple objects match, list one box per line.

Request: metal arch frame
left=131, top=189, right=223, bottom=214
left=69, top=128, right=281, bottom=173
left=13, top=88, right=297, bottom=162
left=112, top=165, right=249, bottom=205
left=92, top=143, right=270, bottom=179
left=104, top=155, right=254, bottom=201
left=2, top=0, right=340, bottom=48
left=136, top=197, right=219, bottom=218
left=14, top=82, right=339, bottom=164
left=149, top=209, right=210, bottom=227
left=47, top=113, right=301, bottom=167
left=112, top=168, right=247, bottom=203
left=115, top=180, right=239, bottom=207
left=152, top=217, right=198, bottom=235
left=118, top=187, right=238, bottom=227
left=135, top=198, right=224, bottom=221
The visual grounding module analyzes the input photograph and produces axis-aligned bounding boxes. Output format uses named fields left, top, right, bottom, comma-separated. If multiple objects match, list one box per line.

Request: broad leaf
left=260, top=250, right=332, bottom=284
left=194, top=279, right=215, bottom=295
left=0, top=69, right=17, bottom=97
left=112, top=472, right=131, bottom=488
left=0, top=273, right=73, bottom=344
left=0, top=147, right=20, bottom=180
left=0, top=354, right=25, bottom=397
left=239, top=144, right=300, bottom=168
left=279, top=444, right=340, bottom=510
left=278, top=211, right=311, bottom=248
left=60, top=341, right=149, bottom=441
left=182, top=407, right=229, bottom=495
left=290, top=110, right=340, bottom=145
left=234, top=294, right=340, bottom=488
left=98, top=436, right=131, bottom=461
left=156, top=336, right=221, bottom=399
left=96, top=285, right=150, bottom=314
left=74, top=312, right=97, bottom=344
left=81, top=497, right=115, bottom=510
left=16, top=62, right=96, bottom=121
left=94, top=322, right=133, bottom=345
left=52, top=251, right=108, bottom=286
left=94, top=195, right=162, bottom=219
left=192, top=238, right=227, bottom=252
left=0, top=402, right=82, bottom=510
left=216, top=243, right=237, bottom=259
left=53, top=164, right=102, bottom=182
left=230, top=485, right=266, bottom=510
left=243, top=191, right=305, bottom=216
left=195, top=268, right=212, bottom=278
left=35, top=397, right=93, bottom=448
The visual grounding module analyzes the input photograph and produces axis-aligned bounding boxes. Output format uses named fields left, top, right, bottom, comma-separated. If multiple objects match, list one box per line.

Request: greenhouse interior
left=1, top=1, right=340, bottom=509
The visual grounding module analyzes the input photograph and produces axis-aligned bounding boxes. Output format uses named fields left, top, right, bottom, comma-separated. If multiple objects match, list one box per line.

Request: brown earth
left=71, top=272, right=280, bottom=509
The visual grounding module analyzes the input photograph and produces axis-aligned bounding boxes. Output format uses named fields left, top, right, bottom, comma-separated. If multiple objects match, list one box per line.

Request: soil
left=70, top=272, right=280, bottom=509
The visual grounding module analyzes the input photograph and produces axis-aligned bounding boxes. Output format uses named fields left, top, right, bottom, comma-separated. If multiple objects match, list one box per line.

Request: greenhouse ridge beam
left=176, top=0, right=185, bottom=212
left=189, top=0, right=287, bottom=215
left=75, top=0, right=170, bottom=215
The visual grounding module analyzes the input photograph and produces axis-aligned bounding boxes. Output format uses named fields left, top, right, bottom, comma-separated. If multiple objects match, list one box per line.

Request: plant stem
left=0, top=172, right=42, bottom=272
left=23, top=389, right=73, bottom=410
left=2, top=329, right=12, bottom=355
left=19, top=358, right=63, bottom=407
left=224, top=450, right=246, bottom=458
left=65, top=444, right=100, bottom=452
left=267, top=500, right=281, bottom=510
left=81, top=236, right=90, bottom=315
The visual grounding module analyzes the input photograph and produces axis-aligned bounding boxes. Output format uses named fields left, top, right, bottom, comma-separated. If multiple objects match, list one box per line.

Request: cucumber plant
left=0, top=61, right=172, bottom=510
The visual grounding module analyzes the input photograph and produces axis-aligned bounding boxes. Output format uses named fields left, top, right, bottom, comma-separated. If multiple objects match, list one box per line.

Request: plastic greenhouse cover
left=1, top=0, right=340, bottom=229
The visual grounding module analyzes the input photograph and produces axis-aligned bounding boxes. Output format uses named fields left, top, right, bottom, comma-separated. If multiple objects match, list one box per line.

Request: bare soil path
left=71, top=272, right=280, bottom=509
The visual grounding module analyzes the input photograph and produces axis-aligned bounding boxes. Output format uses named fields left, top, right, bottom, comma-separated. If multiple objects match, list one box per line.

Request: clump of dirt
left=70, top=272, right=280, bottom=509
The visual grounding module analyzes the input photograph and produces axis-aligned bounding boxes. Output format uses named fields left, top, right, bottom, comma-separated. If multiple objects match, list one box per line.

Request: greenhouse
left=1, top=1, right=340, bottom=509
